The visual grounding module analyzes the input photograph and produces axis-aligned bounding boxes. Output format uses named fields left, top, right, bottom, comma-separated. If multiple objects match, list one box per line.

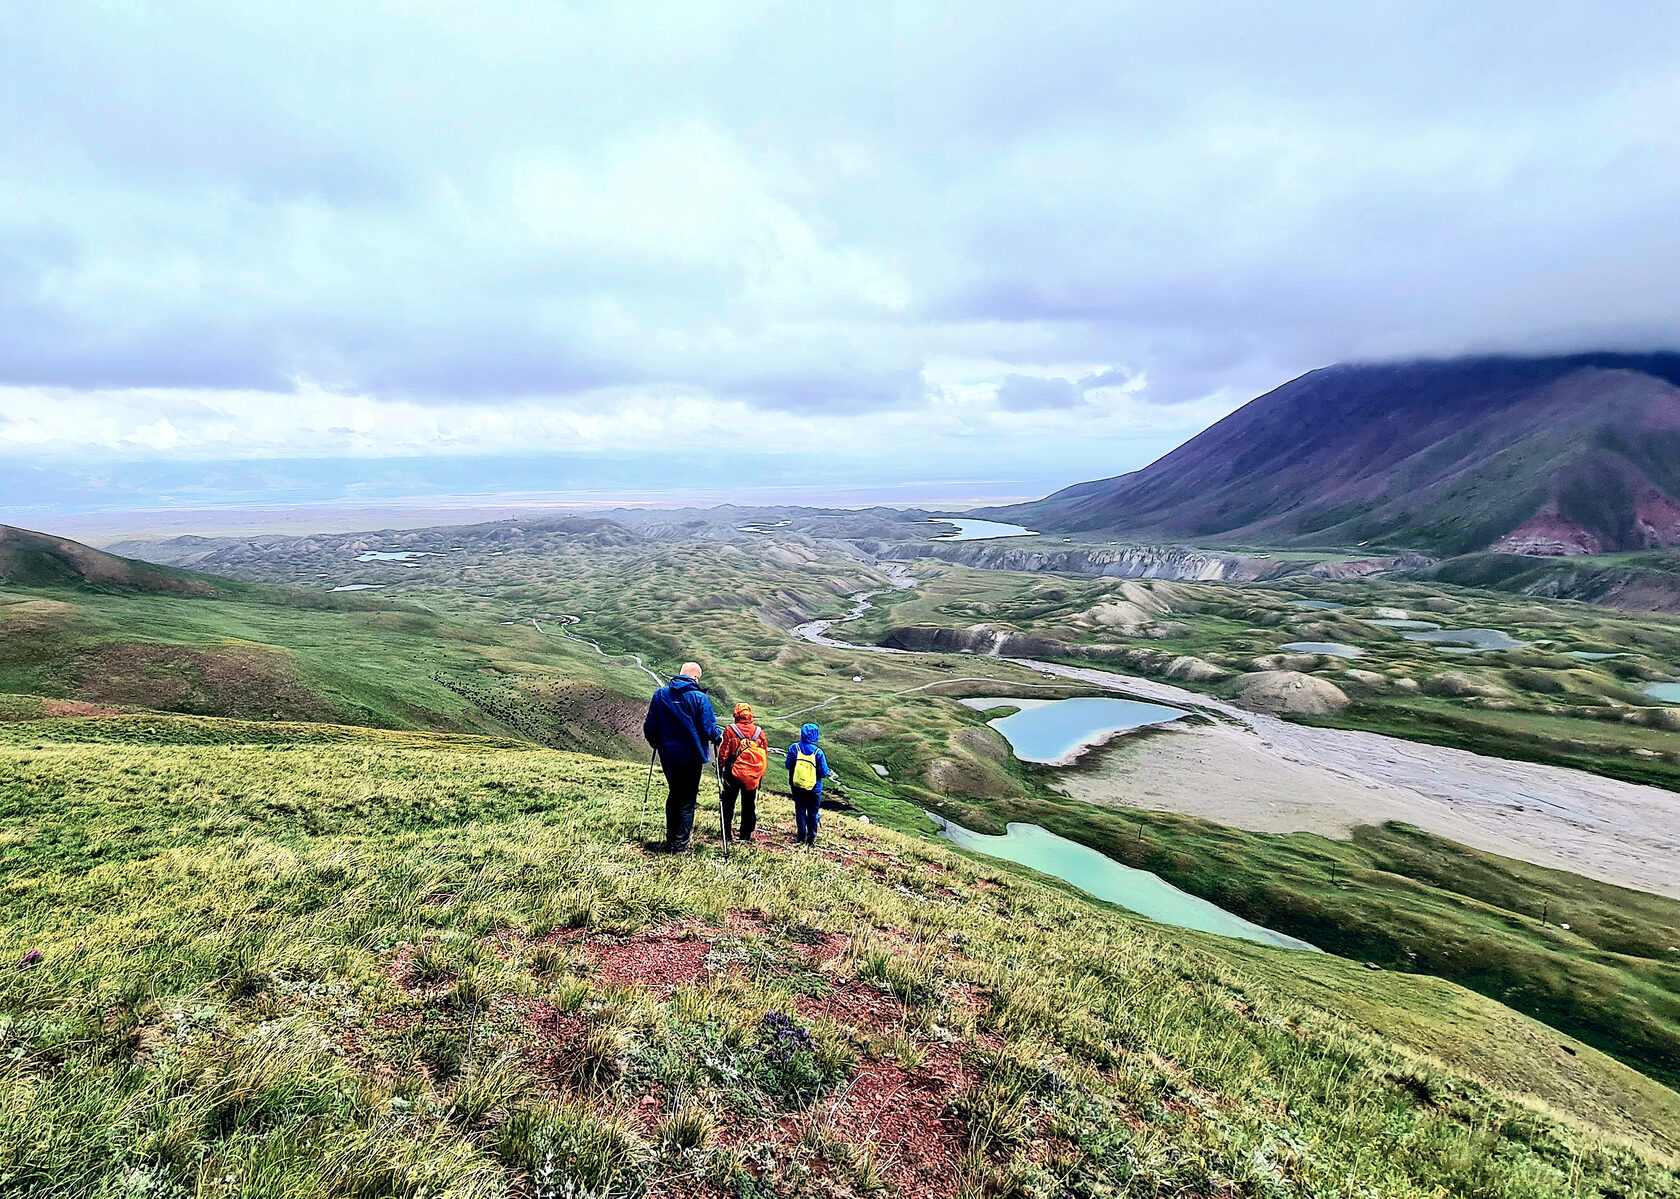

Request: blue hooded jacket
left=784, top=723, right=829, bottom=797
left=643, top=675, right=720, bottom=766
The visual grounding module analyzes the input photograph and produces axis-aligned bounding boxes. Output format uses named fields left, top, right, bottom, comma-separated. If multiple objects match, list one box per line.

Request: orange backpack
left=729, top=725, right=768, bottom=787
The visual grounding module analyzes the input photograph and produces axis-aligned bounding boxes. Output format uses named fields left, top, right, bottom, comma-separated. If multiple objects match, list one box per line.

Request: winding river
left=792, top=579, right=1680, bottom=900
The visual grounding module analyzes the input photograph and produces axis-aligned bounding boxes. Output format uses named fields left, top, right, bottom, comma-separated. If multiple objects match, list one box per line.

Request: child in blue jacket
left=784, top=722, right=830, bottom=846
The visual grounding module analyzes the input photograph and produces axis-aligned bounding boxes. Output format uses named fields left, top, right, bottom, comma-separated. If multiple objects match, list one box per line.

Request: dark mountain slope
left=990, top=354, right=1680, bottom=556
left=0, top=524, right=242, bottom=596
left=0, top=524, right=403, bottom=609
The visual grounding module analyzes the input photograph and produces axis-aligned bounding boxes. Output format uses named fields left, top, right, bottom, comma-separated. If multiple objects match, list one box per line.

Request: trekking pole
left=713, top=758, right=730, bottom=860
left=641, top=750, right=658, bottom=845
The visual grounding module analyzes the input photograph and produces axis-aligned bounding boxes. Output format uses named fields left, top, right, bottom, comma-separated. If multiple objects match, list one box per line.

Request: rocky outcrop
left=881, top=541, right=1287, bottom=582
left=1494, top=508, right=1604, bottom=556
left=878, top=625, right=1071, bottom=658
left=1229, top=671, right=1351, bottom=716
left=1517, top=567, right=1680, bottom=615
left=1165, top=656, right=1229, bottom=682
left=1250, top=653, right=1323, bottom=672
left=1421, top=672, right=1508, bottom=699
left=1309, top=554, right=1438, bottom=579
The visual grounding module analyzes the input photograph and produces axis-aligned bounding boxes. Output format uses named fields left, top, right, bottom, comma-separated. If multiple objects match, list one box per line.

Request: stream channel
left=789, top=572, right=1680, bottom=926
left=791, top=573, right=1317, bottom=947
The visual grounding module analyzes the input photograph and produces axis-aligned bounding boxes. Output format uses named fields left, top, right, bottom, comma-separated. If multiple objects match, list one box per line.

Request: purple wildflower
left=18, top=949, right=42, bottom=970
left=761, top=1011, right=813, bottom=1065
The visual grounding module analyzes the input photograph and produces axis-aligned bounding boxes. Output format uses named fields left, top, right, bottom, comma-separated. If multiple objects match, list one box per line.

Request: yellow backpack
left=791, top=749, right=819, bottom=791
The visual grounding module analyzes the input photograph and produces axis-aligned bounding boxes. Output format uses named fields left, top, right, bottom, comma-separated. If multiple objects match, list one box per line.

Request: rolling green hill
left=1, top=523, right=258, bottom=597
left=1, top=713, right=1676, bottom=1197
left=0, top=523, right=661, bottom=746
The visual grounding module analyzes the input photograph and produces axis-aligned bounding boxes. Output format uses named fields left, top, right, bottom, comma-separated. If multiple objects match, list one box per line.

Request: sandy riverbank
left=1024, top=661, right=1680, bottom=900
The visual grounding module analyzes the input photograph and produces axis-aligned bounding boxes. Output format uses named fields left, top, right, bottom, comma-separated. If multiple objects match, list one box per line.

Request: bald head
left=680, top=661, right=702, bottom=680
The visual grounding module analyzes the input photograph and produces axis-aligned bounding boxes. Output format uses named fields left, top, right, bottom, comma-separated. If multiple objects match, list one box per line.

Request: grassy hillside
left=0, top=574, right=677, bottom=749
left=2, top=713, right=1677, bottom=1198
left=12, top=526, right=1680, bottom=1129
left=921, top=787, right=1680, bottom=1092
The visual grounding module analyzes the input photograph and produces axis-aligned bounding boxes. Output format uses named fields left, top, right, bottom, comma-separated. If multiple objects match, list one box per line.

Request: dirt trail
left=533, top=615, right=662, bottom=685
left=1025, top=661, right=1680, bottom=900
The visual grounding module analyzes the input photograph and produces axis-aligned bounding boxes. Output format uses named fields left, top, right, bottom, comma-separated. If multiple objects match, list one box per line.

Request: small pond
left=1280, top=641, right=1364, bottom=658
left=330, top=584, right=382, bottom=592
left=934, top=816, right=1319, bottom=951
left=1644, top=683, right=1680, bottom=704
left=1402, top=628, right=1528, bottom=652
left=930, top=518, right=1039, bottom=542
left=962, top=696, right=1188, bottom=765
left=1288, top=600, right=1344, bottom=611
left=355, top=550, right=437, bottom=561
left=1568, top=651, right=1624, bottom=661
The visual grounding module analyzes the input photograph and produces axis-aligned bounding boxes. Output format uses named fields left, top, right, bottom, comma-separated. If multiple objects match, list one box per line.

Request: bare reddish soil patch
left=385, top=944, right=453, bottom=992
left=523, top=999, right=589, bottom=1089
left=338, top=1008, right=420, bottom=1071
left=800, top=931, right=851, bottom=966
left=42, top=700, right=122, bottom=717
left=795, top=979, right=906, bottom=1036
left=726, top=908, right=770, bottom=934
left=585, top=931, right=714, bottom=998
left=829, top=1051, right=970, bottom=1199
left=944, top=979, right=988, bottom=1012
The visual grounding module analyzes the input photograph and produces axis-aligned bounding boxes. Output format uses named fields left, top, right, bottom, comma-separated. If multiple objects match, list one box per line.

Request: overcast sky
left=4, top=2, right=1679, bottom=519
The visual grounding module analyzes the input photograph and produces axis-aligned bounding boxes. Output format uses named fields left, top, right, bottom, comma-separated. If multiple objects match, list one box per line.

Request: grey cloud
left=731, top=367, right=930, bottom=414
left=996, top=375, right=1081, bottom=411
left=1, top=0, right=1678, bottom=458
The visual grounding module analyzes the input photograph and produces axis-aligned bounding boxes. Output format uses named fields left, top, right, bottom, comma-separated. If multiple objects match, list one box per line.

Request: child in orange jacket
left=718, top=702, right=769, bottom=842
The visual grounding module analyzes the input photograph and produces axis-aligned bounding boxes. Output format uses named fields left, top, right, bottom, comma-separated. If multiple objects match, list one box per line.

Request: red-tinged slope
left=990, top=354, right=1680, bottom=556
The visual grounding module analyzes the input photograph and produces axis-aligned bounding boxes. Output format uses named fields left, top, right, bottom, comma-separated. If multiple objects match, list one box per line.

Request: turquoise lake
left=935, top=817, right=1319, bottom=951
left=1281, top=641, right=1364, bottom=657
left=1645, top=683, right=1680, bottom=703
left=1403, top=628, right=1528, bottom=651
left=963, top=696, right=1188, bottom=764
left=931, top=518, right=1039, bottom=541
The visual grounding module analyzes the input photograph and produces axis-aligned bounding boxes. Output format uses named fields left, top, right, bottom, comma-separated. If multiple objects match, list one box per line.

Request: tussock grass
left=0, top=718, right=1676, bottom=1196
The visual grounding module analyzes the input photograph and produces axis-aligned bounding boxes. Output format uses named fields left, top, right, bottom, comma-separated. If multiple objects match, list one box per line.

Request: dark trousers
left=792, top=787, right=821, bottom=843
left=720, top=776, right=757, bottom=839
left=662, top=759, right=703, bottom=851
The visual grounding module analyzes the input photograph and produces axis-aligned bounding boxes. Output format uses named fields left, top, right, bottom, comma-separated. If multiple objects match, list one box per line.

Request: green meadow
left=2, top=715, right=1677, bottom=1197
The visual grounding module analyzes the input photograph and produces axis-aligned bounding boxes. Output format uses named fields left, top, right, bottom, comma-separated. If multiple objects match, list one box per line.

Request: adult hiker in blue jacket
left=642, top=662, right=721, bottom=853
left=784, top=722, right=830, bottom=846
